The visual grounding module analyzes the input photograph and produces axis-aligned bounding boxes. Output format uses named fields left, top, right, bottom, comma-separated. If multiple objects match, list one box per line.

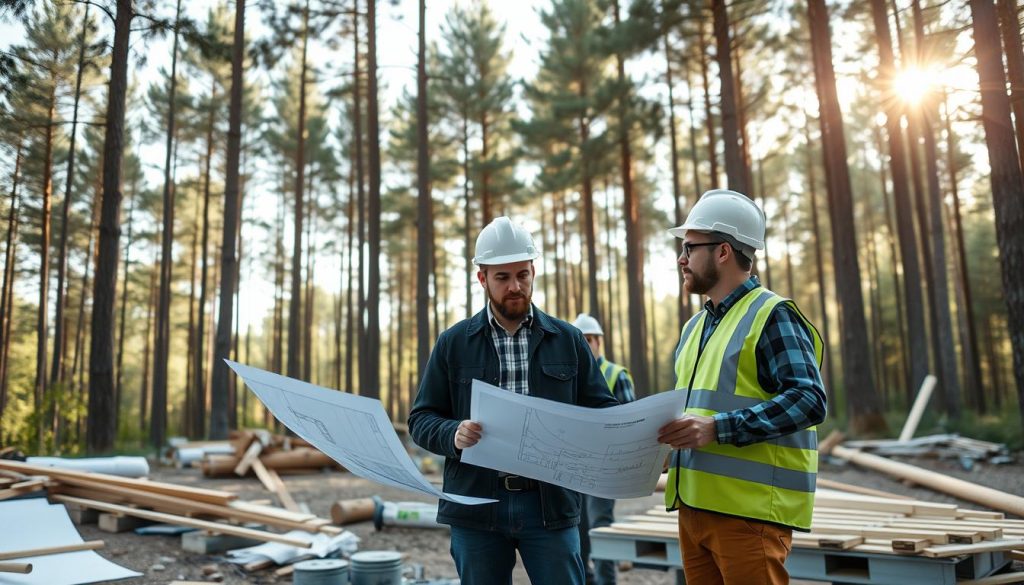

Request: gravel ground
left=68, top=454, right=1024, bottom=585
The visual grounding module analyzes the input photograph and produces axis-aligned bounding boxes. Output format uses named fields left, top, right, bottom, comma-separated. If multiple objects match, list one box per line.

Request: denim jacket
left=408, top=305, right=619, bottom=530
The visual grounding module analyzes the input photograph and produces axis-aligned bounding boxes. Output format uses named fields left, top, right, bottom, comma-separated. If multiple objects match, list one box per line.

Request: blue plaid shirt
left=694, top=276, right=827, bottom=447
left=485, top=302, right=533, bottom=395
left=596, top=356, right=636, bottom=404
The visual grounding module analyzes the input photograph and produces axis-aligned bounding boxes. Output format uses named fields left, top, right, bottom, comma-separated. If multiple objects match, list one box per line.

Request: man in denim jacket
left=409, top=217, right=619, bottom=585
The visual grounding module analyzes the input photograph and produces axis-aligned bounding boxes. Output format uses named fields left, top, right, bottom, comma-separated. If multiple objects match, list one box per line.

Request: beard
left=684, top=260, right=719, bottom=296
left=487, top=286, right=532, bottom=322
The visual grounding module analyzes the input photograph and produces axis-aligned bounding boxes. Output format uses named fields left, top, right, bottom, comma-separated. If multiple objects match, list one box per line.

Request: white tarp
left=226, top=361, right=495, bottom=505
left=0, top=499, right=141, bottom=585
left=462, top=380, right=688, bottom=499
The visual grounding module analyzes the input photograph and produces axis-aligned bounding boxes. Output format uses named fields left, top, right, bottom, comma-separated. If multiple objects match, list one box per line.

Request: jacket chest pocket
left=539, top=362, right=575, bottom=401
left=450, top=366, right=485, bottom=389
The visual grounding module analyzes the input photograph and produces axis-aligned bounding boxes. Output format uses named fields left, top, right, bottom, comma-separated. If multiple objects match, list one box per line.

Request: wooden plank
left=816, top=478, right=914, bottom=500
left=0, top=540, right=104, bottom=561
left=809, top=523, right=955, bottom=544
left=228, top=501, right=315, bottom=523
left=0, top=478, right=46, bottom=500
left=898, top=374, right=936, bottom=441
left=249, top=458, right=277, bottom=494
left=51, top=495, right=312, bottom=548
left=792, top=533, right=864, bottom=550
left=266, top=468, right=299, bottom=513
left=0, top=460, right=236, bottom=506
left=956, top=571, right=1024, bottom=585
left=890, top=538, right=931, bottom=552
left=233, top=440, right=263, bottom=476
left=919, top=538, right=1024, bottom=558
left=50, top=478, right=331, bottom=534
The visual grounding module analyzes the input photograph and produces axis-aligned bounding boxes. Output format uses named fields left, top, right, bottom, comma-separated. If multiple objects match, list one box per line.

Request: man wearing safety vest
left=571, top=313, right=635, bottom=585
left=656, top=189, right=827, bottom=585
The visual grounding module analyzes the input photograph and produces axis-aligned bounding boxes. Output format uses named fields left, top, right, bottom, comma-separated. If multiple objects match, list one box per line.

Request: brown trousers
left=677, top=505, right=793, bottom=585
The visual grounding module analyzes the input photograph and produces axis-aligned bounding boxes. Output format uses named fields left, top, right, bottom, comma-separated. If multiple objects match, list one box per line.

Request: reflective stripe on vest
left=598, top=359, right=629, bottom=396
left=664, top=287, right=823, bottom=531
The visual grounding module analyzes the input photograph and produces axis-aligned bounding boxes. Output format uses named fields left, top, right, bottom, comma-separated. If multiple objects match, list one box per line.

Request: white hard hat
left=472, top=216, right=541, bottom=265
left=668, top=189, right=766, bottom=251
left=572, top=313, right=604, bottom=336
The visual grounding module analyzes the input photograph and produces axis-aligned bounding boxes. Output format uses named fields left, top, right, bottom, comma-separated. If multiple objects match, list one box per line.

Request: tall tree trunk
left=185, top=193, right=200, bottom=435
left=416, top=0, right=433, bottom=376
left=350, top=0, right=367, bottom=393
left=808, top=0, right=886, bottom=434
left=613, top=0, right=649, bottom=395
left=462, top=114, right=473, bottom=320
left=603, top=185, right=616, bottom=363
left=578, top=114, right=601, bottom=323
left=288, top=0, right=310, bottom=381
left=192, top=86, right=217, bottom=438
left=151, top=0, right=182, bottom=451
left=365, top=0, right=383, bottom=400
left=114, top=168, right=139, bottom=434
left=210, top=0, right=244, bottom=439
left=711, top=0, right=747, bottom=194
left=910, top=0, right=961, bottom=416
left=698, top=17, right=718, bottom=187
left=36, top=84, right=56, bottom=452
left=996, top=0, right=1024, bottom=174
left=868, top=0, right=929, bottom=401
left=941, top=91, right=984, bottom=410
left=52, top=3, right=91, bottom=389
left=0, top=143, right=22, bottom=416
left=73, top=182, right=100, bottom=445
left=88, top=0, right=134, bottom=453
left=345, top=161, right=355, bottom=393
left=665, top=33, right=686, bottom=332
left=140, top=259, right=156, bottom=444
left=802, top=117, right=835, bottom=412
left=303, top=185, right=316, bottom=382
left=969, top=0, right=1024, bottom=429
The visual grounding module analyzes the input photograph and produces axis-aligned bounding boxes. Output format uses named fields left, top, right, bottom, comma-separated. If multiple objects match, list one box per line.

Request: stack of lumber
left=199, top=430, right=340, bottom=478
left=607, top=489, right=1024, bottom=560
left=0, top=459, right=339, bottom=548
left=841, top=434, right=1013, bottom=464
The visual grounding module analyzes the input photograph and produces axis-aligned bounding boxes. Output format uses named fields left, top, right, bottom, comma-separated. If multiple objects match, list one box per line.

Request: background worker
left=572, top=313, right=635, bottom=585
left=408, top=217, right=619, bottom=585
left=656, top=189, right=827, bottom=585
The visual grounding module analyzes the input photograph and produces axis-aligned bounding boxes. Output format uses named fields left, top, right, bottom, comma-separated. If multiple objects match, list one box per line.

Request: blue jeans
left=449, top=489, right=584, bottom=585
left=580, top=494, right=617, bottom=585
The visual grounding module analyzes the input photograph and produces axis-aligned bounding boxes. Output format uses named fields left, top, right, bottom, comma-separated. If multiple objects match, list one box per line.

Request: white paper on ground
left=225, top=530, right=359, bottom=565
left=0, top=498, right=142, bottom=585
left=462, top=380, right=689, bottom=499
left=226, top=361, right=495, bottom=505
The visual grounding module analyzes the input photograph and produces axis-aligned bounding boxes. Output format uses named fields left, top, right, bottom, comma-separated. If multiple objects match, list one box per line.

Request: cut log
left=0, top=562, right=31, bottom=574
left=257, top=448, right=336, bottom=471
left=830, top=446, right=1024, bottom=517
left=50, top=495, right=312, bottom=548
left=330, top=497, right=377, bottom=525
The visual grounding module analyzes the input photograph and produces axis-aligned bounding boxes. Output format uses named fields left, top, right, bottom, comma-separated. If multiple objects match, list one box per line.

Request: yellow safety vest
left=664, top=287, right=823, bottom=530
left=598, top=359, right=631, bottom=396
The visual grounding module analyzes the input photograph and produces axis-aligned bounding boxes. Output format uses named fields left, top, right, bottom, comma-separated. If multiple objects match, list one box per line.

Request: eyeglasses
left=682, top=241, right=723, bottom=259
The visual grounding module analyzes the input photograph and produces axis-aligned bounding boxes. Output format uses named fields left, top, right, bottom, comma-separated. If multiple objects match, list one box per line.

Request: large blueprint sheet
left=227, top=361, right=494, bottom=505
left=462, top=380, right=688, bottom=499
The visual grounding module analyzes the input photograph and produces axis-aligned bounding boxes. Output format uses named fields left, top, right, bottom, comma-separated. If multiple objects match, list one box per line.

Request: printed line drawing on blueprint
left=465, top=378, right=686, bottom=498
left=518, top=409, right=660, bottom=492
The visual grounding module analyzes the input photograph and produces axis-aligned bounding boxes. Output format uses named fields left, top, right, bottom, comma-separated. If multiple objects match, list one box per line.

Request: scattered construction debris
left=0, top=459, right=343, bottom=547
left=819, top=432, right=1024, bottom=518
left=839, top=433, right=1014, bottom=465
